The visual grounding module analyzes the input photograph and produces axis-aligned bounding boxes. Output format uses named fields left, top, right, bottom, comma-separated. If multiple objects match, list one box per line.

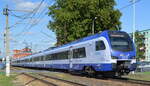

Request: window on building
left=96, top=40, right=106, bottom=51
left=73, top=47, right=86, bottom=58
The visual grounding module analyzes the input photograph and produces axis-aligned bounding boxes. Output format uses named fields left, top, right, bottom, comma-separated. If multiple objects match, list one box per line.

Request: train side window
left=30, top=58, right=32, bottom=62
left=34, top=57, right=39, bottom=61
left=57, top=53, right=61, bottom=60
left=63, top=51, right=69, bottom=59
left=73, top=47, right=86, bottom=58
left=51, top=53, right=57, bottom=60
left=96, top=40, right=106, bottom=51
left=41, top=56, right=45, bottom=61
left=45, top=54, right=50, bottom=60
left=40, top=56, right=42, bottom=61
left=58, top=51, right=69, bottom=60
left=49, top=54, right=52, bottom=60
left=42, top=55, right=45, bottom=61
left=33, top=58, right=35, bottom=62
left=38, top=57, right=40, bottom=61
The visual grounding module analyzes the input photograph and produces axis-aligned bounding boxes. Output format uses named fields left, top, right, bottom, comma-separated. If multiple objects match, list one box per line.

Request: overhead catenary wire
left=8, top=9, right=34, bottom=13
left=14, top=0, right=45, bottom=37
left=22, top=7, right=49, bottom=35
left=12, top=0, right=57, bottom=50
left=7, top=0, right=53, bottom=52
left=40, top=30, right=56, bottom=41
left=19, top=0, right=55, bottom=40
left=19, top=7, right=50, bottom=40
left=119, top=0, right=141, bottom=10
left=8, top=1, right=45, bottom=29
left=9, top=11, right=32, bottom=19
left=20, top=11, right=50, bottom=44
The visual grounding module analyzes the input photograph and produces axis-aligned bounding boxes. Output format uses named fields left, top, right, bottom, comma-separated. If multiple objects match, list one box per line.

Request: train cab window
left=96, top=41, right=106, bottom=51
left=73, top=47, right=86, bottom=58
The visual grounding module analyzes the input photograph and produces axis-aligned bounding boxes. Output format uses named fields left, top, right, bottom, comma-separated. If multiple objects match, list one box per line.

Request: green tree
left=48, top=0, right=122, bottom=46
left=134, top=31, right=145, bottom=61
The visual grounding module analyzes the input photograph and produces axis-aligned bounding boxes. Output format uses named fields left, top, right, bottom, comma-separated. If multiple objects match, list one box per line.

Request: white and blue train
left=12, top=30, right=136, bottom=76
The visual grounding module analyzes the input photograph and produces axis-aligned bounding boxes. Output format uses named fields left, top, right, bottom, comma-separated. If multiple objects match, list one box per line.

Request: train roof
left=53, top=30, right=108, bottom=50
left=49, top=30, right=127, bottom=50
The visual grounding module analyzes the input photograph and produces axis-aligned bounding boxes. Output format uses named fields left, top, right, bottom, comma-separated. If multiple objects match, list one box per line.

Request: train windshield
left=108, top=31, right=133, bottom=52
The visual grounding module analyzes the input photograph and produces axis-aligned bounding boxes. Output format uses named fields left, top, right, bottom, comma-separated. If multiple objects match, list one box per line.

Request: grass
left=0, top=72, right=15, bottom=86
left=46, top=71, right=150, bottom=81
left=124, top=72, right=150, bottom=81
left=140, top=71, right=150, bottom=74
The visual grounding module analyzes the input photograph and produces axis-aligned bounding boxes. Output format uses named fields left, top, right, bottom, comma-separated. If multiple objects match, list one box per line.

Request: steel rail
left=22, top=73, right=57, bottom=86
left=37, top=73, right=87, bottom=86
left=111, top=77, right=150, bottom=86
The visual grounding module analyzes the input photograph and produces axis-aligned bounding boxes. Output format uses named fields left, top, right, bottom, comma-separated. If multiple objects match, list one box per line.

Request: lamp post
left=92, top=17, right=97, bottom=35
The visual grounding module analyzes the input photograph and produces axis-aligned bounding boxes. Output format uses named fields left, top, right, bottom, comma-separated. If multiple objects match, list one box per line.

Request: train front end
left=108, top=31, right=136, bottom=76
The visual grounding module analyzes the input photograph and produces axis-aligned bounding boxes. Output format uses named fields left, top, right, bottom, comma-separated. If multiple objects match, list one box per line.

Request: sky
left=0, top=0, right=150, bottom=58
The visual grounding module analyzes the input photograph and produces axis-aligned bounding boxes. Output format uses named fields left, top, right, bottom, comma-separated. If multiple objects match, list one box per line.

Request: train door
left=69, top=46, right=73, bottom=70
left=95, top=40, right=107, bottom=61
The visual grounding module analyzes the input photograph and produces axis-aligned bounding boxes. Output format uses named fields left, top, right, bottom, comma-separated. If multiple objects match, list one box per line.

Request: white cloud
left=12, top=0, right=23, bottom=3
left=12, top=0, right=47, bottom=11
left=16, top=2, right=40, bottom=10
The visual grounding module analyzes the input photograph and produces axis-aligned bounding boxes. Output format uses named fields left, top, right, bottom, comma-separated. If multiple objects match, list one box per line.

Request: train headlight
left=132, top=56, right=135, bottom=59
left=111, top=56, right=117, bottom=59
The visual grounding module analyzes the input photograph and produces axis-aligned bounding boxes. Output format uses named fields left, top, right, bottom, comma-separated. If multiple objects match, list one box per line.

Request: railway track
left=22, top=73, right=57, bottom=86
left=12, top=67, right=150, bottom=86
left=19, top=73, right=87, bottom=86
left=11, top=66, right=28, bottom=71
left=36, top=73, right=87, bottom=86
left=109, top=77, right=150, bottom=86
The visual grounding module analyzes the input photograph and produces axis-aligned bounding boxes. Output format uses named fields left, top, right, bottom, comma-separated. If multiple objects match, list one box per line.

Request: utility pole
left=3, top=5, right=10, bottom=77
left=131, top=0, right=136, bottom=43
left=133, top=0, right=136, bottom=43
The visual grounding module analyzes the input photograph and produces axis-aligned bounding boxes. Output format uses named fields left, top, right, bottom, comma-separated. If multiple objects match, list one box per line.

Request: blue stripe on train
left=20, top=63, right=136, bottom=71
left=72, top=63, right=113, bottom=71
left=43, top=63, right=113, bottom=71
